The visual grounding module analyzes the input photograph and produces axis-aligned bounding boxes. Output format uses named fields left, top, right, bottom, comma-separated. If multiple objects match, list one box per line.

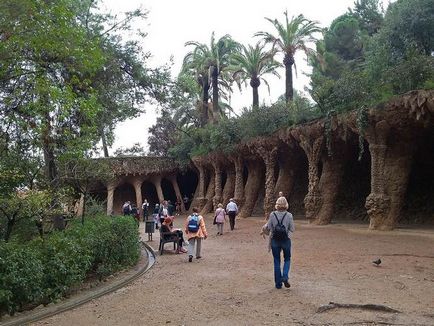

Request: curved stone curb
left=1, top=242, right=156, bottom=326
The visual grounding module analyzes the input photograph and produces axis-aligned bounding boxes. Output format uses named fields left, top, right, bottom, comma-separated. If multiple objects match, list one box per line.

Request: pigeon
left=372, top=258, right=381, bottom=266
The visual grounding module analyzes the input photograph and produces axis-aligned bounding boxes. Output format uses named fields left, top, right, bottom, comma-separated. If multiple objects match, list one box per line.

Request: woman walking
left=261, top=196, right=295, bottom=289
left=185, top=207, right=208, bottom=262
left=214, top=203, right=226, bottom=235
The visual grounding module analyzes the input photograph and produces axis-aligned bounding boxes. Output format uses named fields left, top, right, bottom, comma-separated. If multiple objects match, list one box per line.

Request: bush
left=0, top=215, right=140, bottom=315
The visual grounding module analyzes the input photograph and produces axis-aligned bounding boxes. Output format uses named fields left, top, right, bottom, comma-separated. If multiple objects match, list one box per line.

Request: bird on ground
left=372, top=258, right=381, bottom=266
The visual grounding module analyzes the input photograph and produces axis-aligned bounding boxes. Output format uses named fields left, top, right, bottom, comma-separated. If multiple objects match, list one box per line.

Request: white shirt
left=226, top=201, right=238, bottom=213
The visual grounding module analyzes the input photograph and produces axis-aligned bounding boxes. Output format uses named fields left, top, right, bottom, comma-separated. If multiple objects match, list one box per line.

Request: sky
left=100, top=0, right=373, bottom=153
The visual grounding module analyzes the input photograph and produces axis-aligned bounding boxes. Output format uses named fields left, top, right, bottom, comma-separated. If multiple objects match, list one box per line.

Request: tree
left=230, top=42, right=281, bottom=109
left=183, top=33, right=239, bottom=122
left=0, top=0, right=166, bottom=195
left=255, top=12, right=320, bottom=102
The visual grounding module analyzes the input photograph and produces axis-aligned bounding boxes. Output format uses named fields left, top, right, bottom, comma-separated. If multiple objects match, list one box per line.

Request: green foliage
left=308, top=0, right=433, bottom=118
left=168, top=93, right=317, bottom=163
left=0, top=244, right=44, bottom=314
left=0, top=216, right=139, bottom=315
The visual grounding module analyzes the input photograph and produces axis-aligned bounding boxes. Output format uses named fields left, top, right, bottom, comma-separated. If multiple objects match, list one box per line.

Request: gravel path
left=33, top=215, right=434, bottom=325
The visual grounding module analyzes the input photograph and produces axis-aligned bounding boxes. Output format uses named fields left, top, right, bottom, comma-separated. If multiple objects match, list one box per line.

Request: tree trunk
left=252, top=86, right=259, bottom=109
left=211, top=67, right=220, bottom=122
left=284, top=54, right=294, bottom=102
left=201, top=82, right=210, bottom=126
left=42, top=112, right=57, bottom=186
left=100, top=126, right=109, bottom=157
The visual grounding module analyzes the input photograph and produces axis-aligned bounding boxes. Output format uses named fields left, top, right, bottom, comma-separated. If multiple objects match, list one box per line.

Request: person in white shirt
left=225, top=198, right=238, bottom=230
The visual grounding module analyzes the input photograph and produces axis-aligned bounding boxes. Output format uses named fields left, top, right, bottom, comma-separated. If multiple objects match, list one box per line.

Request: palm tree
left=255, top=12, right=320, bottom=102
left=183, top=33, right=239, bottom=122
left=230, top=42, right=282, bottom=109
left=181, top=49, right=211, bottom=126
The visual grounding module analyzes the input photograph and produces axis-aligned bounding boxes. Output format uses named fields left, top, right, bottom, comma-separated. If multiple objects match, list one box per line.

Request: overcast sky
left=100, top=0, right=383, bottom=153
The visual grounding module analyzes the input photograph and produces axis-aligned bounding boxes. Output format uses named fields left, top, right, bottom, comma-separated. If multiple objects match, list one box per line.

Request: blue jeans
left=271, top=238, right=291, bottom=288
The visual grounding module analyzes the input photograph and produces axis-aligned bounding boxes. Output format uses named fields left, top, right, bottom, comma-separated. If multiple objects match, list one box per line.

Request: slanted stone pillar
left=274, top=156, right=295, bottom=200
left=239, top=159, right=263, bottom=218
left=364, top=121, right=414, bottom=230
left=200, top=169, right=215, bottom=215
left=231, top=156, right=245, bottom=208
left=254, top=140, right=278, bottom=219
left=168, top=174, right=186, bottom=213
left=132, top=178, right=143, bottom=214
left=222, top=165, right=235, bottom=206
left=106, top=181, right=117, bottom=216
left=298, top=134, right=324, bottom=222
left=192, top=158, right=207, bottom=210
left=315, top=153, right=345, bottom=225
left=212, top=158, right=223, bottom=210
left=151, top=176, right=164, bottom=204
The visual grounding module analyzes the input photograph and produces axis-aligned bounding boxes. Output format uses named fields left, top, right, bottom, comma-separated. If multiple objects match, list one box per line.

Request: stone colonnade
left=187, top=90, right=434, bottom=230
left=104, top=173, right=185, bottom=216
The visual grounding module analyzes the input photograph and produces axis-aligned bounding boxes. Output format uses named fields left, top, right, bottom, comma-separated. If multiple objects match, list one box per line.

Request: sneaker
left=283, top=280, right=291, bottom=288
left=188, top=255, right=193, bottom=262
left=196, top=256, right=202, bottom=259
left=179, top=248, right=188, bottom=253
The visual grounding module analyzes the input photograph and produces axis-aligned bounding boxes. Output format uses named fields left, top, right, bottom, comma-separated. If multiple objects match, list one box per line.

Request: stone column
left=255, top=142, right=278, bottom=219
left=212, top=158, right=223, bottom=210
left=168, top=174, right=186, bottom=212
left=239, top=159, right=264, bottom=218
left=106, top=182, right=117, bottom=216
left=222, top=165, right=235, bottom=205
left=299, top=135, right=324, bottom=222
left=76, top=193, right=85, bottom=218
left=200, top=169, right=215, bottom=215
left=132, top=178, right=143, bottom=214
left=315, top=154, right=344, bottom=225
left=274, top=157, right=295, bottom=200
left=231, top=156, right=245, bottom=208
left=192, top=158, right=207, bottom=210
left=151, top=176, right=164, bottom=204
left=364, top=121, right=414, bottom=230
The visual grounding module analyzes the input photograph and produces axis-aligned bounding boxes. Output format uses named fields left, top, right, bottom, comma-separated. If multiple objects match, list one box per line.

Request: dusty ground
left=33, top=214, right=434, bottom=326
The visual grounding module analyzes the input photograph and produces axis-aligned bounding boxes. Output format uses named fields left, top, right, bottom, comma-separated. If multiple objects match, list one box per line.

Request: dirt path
left=33, top=215, right=434, bottom=325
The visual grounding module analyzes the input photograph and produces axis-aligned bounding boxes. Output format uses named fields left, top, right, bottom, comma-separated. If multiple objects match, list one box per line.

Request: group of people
left=124, top=193, right=295, bottom=289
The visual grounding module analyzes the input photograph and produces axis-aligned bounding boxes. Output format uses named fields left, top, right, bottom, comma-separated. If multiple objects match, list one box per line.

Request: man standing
left=142, top=199, right=149, bottom=221
left=226, top=198, right=238, bottom=231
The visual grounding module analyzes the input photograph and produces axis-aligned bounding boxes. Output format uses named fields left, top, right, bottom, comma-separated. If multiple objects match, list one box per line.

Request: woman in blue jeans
left=261, top=196, right=295, bottom=289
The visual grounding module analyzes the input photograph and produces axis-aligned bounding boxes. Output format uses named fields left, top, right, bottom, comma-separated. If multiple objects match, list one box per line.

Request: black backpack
left=272, top=212, right=288, bottom=241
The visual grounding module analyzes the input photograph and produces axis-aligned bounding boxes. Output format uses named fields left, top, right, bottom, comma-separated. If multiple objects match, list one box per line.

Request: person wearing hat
left=161, top=216, right=187, bottom=254
left=225, top=198, right=238, bottom=230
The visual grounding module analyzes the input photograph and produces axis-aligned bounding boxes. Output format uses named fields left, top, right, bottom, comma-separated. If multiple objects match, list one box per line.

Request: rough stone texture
left=200, top=168, right=215, bottom=215
left=239, top=159, right=264, bottom=218
left=222, top=165, right=235, bottom=206
left=211, top=156, right=223, bottom=210
left=231, top=155, right=245, bottom=208
left=192, top=158, right=207, bottom=211
left=292, top=126, right=325, bottom=223
left=315, top=152, right=345, bottom=225
left=249, top=138, right=278, bottom=219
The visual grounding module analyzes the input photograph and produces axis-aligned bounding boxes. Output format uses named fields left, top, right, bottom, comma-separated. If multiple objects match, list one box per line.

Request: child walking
left=185, top=207, right=208, bottom=262
left=214, top=203, right=226, bottom=235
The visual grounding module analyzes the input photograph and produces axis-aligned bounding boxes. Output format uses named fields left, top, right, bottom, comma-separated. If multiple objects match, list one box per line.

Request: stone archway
left=161, top=178, right=177, bottom=203
left=177, top=170, right=198, bottom=210
left=141, top=180, right=159, bottom=209
left=113, top=183, right=135, bottom=215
